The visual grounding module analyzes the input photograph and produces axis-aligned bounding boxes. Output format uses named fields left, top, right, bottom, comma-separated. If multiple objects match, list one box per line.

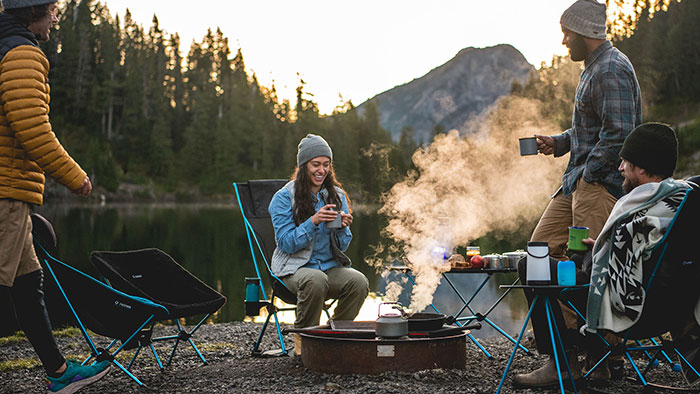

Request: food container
left=447, top=253, right=467, bottom=268
left=503, top=251, right=526, bottom=268
left=483, top=254, right=504, bottom=269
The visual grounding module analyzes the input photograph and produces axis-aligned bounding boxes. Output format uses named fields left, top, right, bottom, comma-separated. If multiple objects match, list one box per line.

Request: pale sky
left=101, top=0, right=571, bottom=114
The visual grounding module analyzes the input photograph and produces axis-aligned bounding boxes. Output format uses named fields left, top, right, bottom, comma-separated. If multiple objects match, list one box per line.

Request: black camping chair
left=30, top=213, right=169, bottom=387
left=233, top=180, right=334, bottom=356
left=582, top=181, right=700, bottom=390
left=90, top=248, right=226, bottom=368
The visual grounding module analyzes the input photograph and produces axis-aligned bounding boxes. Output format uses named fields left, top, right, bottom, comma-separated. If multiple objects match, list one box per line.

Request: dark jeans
left=517, top=257, right=598, bottom=358
left=0, top=269, right=65, bottom=374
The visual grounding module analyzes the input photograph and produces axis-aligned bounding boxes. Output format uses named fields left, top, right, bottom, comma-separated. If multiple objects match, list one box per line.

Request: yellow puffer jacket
left=0, top=45, right=86, bottom=205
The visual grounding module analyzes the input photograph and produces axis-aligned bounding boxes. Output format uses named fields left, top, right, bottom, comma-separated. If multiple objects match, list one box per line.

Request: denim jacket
left=268, top=181, right=352, bottom=277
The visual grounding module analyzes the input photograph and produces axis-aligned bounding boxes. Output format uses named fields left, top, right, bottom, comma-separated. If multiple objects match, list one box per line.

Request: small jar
left=466, top=246, right=481, bottom=257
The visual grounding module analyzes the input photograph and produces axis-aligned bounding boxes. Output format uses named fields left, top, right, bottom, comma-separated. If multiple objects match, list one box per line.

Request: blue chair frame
left=582, top=184, right=700, bottom=390
left=233, top=180, right=334, bottom=356
left=31, top=214, right=169, bottom=386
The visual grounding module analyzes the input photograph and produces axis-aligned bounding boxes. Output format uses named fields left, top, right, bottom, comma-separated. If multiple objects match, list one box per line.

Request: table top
left=500, top=284, right=587, bottom=294
left=389, top=265, right=517, bottom=274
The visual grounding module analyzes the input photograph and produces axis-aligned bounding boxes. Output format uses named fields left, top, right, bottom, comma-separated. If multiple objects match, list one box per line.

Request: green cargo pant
left=283, top=266, right=369, bottom=328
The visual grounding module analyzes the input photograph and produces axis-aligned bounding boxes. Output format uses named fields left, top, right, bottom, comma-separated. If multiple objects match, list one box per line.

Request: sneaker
left=46, top=360, right=111, bottom=394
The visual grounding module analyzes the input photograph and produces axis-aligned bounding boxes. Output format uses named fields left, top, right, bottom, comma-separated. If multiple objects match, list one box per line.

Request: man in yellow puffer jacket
left=0, top=1, right=111, bottom=392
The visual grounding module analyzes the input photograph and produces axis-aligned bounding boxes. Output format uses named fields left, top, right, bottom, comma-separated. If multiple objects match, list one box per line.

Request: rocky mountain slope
left=358, top=44, right=534, bottom=143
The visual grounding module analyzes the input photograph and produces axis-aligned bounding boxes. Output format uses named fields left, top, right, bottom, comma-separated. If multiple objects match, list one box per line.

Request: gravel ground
left=1, top=322, right=693, bottom=393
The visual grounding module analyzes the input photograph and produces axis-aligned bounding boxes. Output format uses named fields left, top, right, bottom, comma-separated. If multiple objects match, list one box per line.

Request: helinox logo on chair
left=114, top=300, right=132, bottom=310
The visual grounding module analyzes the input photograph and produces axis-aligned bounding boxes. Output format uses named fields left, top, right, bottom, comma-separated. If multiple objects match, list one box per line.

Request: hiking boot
left=512, top=352, right=582, bottom=388
left=46, top=360, right=111, bottom=394
left=583, top=356, right=611, bottom=383
left=609, top=357, right=625, bottom=379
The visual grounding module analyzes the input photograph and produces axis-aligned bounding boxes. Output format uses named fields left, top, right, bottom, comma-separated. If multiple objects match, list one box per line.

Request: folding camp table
left=497, top=284, right=586, bottom=394
left=389, top=265, right=528, bottom=358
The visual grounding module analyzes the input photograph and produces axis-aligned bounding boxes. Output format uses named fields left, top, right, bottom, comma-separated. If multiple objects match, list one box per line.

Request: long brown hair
left=291, top=162, right=351, bottom=226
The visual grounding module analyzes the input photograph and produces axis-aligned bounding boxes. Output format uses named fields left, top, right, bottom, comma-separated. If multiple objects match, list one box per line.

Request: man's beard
left=622, top=177, right=638, bottom=194
left=569, top=34, right=588, bottom=61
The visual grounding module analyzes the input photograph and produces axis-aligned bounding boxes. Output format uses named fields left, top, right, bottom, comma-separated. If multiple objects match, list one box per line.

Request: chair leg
left=252, top=310, right=273, bottom=355
left=149, top=343, right=164, bottom=370
left=675, top=348, right=700, bottom=381
left=251, top=297, right=291, bottom=357
left=112, top=359, right=145, bottom=386
left=128, top=345, right=143, bottom=370
left=179, top=314, right=211, bottom=365
left=167, top=337, right=180, bottom=367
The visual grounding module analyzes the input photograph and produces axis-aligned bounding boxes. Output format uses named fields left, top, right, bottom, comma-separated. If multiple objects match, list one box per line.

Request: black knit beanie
left=619, top=122, right=678, bottom=178
left=1, top=0, right=56, bottom=10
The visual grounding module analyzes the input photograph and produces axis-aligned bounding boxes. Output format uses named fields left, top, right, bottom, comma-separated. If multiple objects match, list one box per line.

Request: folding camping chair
left=90, top=248, right=226, bottom=368
left=233, top=179, right=334, bottom=356
left=582, top=181, right=700, bottom=390
left=30, top=213, right=169, bottom=387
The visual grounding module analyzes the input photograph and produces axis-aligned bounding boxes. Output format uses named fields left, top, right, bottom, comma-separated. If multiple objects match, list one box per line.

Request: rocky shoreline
left=0, top=322, right=692, bottom=393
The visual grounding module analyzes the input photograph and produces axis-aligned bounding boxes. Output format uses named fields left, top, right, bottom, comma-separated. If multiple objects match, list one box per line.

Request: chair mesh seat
left=91, top=249, right=226, bottom=319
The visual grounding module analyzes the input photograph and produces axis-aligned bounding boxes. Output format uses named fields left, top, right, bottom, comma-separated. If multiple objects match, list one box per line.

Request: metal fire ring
left=299, top=332, right=467, bottom=374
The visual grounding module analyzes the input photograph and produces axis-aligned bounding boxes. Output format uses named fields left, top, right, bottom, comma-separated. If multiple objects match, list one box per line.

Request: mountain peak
left=358, top=44, right=534, bottom=143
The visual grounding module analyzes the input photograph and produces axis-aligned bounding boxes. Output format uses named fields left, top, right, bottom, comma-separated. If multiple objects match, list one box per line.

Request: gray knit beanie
left=2, top=0, right=56, bottom=10
left=560, top=0, right=607, bottom=40
left=620, top=123, right=678, bottom=178
left=297, top=134, right=332, bottom=167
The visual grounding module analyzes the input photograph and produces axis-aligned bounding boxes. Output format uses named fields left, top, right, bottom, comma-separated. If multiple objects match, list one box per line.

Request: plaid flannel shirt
left=552, top=41, right=642, bottom=199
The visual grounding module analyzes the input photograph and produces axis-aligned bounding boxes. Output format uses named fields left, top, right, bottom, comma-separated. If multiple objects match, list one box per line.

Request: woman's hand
left=311, top=204, right=338, bottom=225
left=340, top=212, right=353, bottom=227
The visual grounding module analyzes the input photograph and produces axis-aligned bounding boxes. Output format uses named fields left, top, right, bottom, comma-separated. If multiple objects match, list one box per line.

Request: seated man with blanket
left=514, top=122, right=698, bottom=387
left=586, top=124, right=700, bottom=382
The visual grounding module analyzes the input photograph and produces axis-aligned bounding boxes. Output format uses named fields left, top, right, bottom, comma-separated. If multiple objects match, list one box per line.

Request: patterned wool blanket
left=586, top=178, right=692, bottom=334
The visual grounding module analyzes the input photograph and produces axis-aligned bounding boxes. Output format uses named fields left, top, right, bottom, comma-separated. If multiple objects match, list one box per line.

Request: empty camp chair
left=90, top=249, right=226, bottom=367
left=30, top=213, right=168, bottom=387
left=583, top=181, right=700, bottom=390
left=233, top=180, right=334, bottom=356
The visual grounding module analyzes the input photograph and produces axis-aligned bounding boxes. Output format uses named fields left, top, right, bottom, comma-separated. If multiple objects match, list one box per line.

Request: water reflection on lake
left=3, top=203, right=533, bottom=339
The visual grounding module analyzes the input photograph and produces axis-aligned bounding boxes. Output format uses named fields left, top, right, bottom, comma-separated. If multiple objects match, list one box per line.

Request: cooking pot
left=503, top=251, right=526, bottom=268
left=407, top=312, right=456, bottom=331
left=375, top=302, right=408, bottom=338
left=483, top=254, right=504, bottom=269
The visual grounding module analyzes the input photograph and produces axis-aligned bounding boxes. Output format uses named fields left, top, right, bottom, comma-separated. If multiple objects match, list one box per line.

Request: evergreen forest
left=40, top=0, right=700, bottom=202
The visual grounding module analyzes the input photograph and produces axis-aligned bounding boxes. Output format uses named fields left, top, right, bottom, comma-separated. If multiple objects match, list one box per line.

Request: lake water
left=1, top=203, right=534, bottom=339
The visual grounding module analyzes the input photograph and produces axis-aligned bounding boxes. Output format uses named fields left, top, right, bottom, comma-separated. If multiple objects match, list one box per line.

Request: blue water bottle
left=557, top=260, right=576, bottom=286
left=245, top=277, right=261, bottom=302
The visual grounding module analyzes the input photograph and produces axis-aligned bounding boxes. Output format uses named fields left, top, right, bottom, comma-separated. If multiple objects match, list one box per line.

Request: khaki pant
left=531, top=178, right=622, bottom=361
left=531, top=178, right=617, bottom=260
left=284, top=266, right=369, bottom=328
left=0, top=200, right=41, bottom=287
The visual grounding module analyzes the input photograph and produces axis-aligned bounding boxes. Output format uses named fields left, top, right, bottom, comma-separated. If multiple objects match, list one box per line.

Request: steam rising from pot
left=373, top=96, right=567, bottom=311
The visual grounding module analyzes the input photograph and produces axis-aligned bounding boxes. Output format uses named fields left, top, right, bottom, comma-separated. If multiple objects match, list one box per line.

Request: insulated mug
left=568, top=226, right=590, bottom=251
left=519, top=137, right=538, bottom=156
left=557, top=260, right=576, bottom=286
left=326, top=209, right=343, bottom=229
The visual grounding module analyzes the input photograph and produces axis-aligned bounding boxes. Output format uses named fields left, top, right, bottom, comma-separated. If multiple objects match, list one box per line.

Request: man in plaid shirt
left=513, top=0, right=642, bottom=388
left=532, top=0, right=642, bottom=261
